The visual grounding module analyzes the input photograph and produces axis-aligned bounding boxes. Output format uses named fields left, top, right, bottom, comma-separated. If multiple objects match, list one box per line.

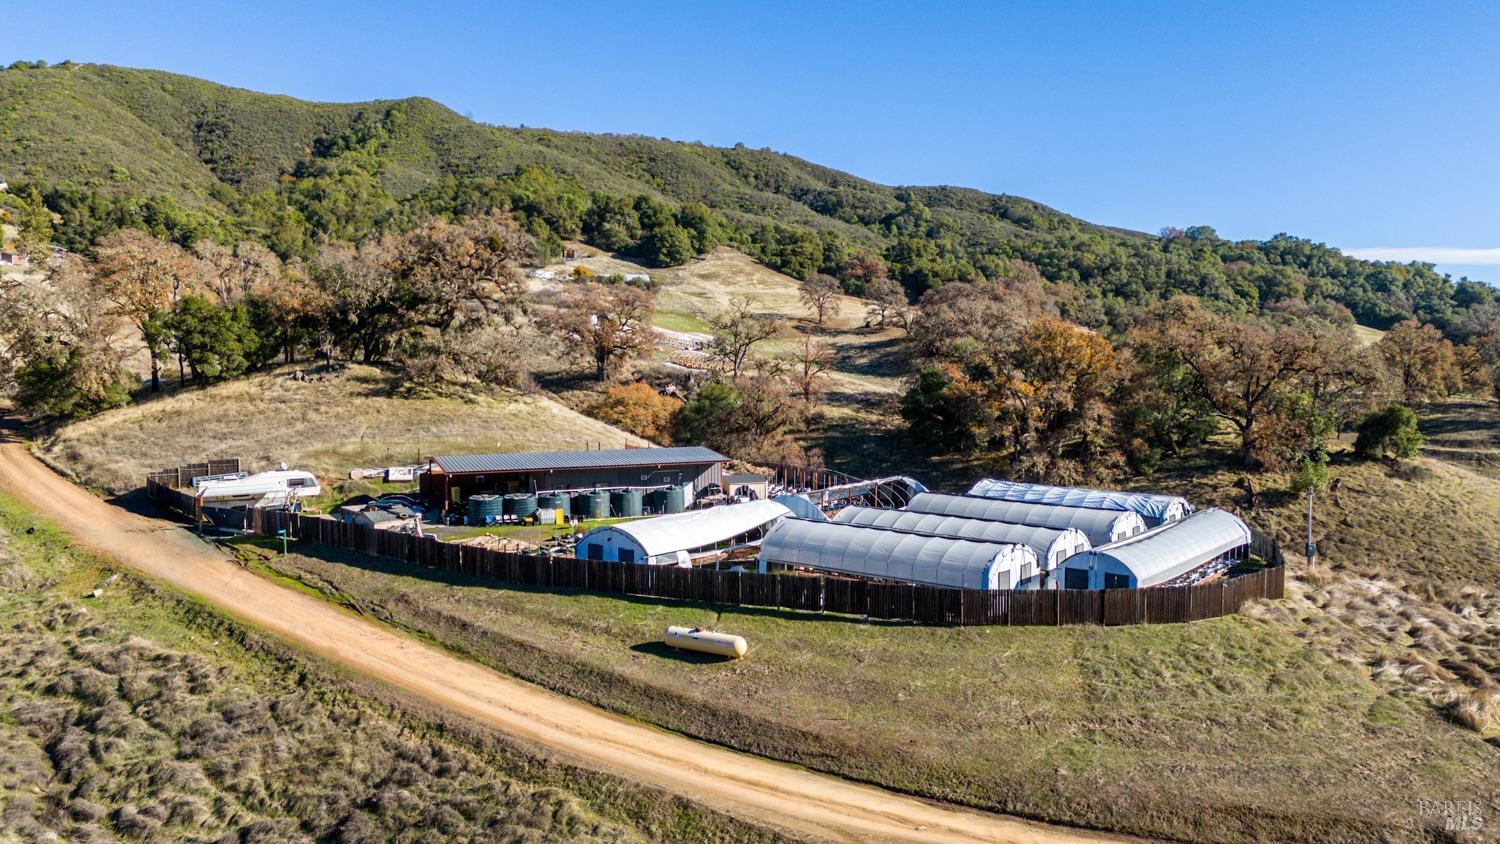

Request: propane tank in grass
left=663, top=625, right=748, bottom=659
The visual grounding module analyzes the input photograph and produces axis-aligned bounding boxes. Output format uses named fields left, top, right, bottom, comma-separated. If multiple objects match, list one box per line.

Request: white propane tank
left=663, top=625, right=748, bottom=659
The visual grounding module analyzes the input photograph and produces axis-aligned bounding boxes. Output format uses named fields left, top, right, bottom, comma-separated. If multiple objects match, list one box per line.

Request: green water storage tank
left=662, top=485, right=686, bottom=514
left=578, top=490, right=610, bottom=520
left=468, top=494, right=504, bottom=524
left=536, top=493, right=570, bottom=518
left=503, top=492, right=537, bottom=519
left=610, top=488, right=643, bottom=518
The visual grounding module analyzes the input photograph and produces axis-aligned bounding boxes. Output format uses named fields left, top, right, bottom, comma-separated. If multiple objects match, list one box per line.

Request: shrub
left=586, top=382, right=682, bottom=443
left=1354, top=404, right=1423, bottom=460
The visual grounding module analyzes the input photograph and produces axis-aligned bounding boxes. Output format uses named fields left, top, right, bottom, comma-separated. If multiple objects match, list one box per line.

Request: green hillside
left=1, top=61, right=1492, bottom=329
left=0, top=62, right=1070, bottom=246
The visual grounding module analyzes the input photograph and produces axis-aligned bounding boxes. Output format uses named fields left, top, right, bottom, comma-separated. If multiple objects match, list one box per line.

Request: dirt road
left=0, top=437, right=1122, bottom=843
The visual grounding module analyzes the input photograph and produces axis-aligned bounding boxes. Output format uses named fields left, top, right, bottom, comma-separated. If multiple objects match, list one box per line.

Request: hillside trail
left=0, top=428, right=1128, bottom=844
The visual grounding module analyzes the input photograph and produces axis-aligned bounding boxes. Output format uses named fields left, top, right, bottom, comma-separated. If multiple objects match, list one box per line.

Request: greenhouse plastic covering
left=968, top=479, right=1190, bottom=524
left=758, top=518, right=1036, bottom=590
left=904, top=493, right=1147, bottom=546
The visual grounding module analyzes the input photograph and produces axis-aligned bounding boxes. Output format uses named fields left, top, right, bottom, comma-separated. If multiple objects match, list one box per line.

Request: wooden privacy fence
left=146, top=459, right=241, bottom=491
left=249, top=509, right=1286, bottom=627
left=146, top=459, right=243, bottom=526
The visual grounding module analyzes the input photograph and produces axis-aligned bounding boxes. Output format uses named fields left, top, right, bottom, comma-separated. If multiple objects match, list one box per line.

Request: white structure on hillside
left=576, top=499, right=791, bottom=566
left=758, top=519, right=1038, bottom=590
left=1056, top=508, right=1251, bottom=589
left=968, top=479, right=1190, bottom=526
left=832, top=505, right=1089, bottom=571
left=904, top=492, right=1146, bottom=546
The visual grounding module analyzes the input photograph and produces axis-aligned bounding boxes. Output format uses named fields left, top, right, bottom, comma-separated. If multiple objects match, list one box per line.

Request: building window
left=1063, top=568, right=1090, bottom=590
left=1104, top=573, right=1131, bottom=589
left=586, top=543, right=603, bottom=561
left=619, top=548, right=636, bottom=563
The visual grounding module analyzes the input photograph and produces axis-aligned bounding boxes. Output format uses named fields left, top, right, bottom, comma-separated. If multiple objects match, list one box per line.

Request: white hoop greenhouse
left=967, top=479, right=1191, bottom=526
left=758, top=519, right=1038, bottom=590
left=1056, top=508, right=1251, bottom=589
left=576, top=500, right=792, bottom=566
left=832, top=506, right=1089, bottom=571
left=904, top=493, right=1146, bottom=546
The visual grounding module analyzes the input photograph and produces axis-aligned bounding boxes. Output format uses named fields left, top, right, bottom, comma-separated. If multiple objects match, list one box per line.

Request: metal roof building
left=832, top=505, right=1089, bottom=570
left=420, top=446, right=728, bottom=511
left=967, top=479, right=1191, bottom=526
left=432, top=446, right=727, bottom=474
left=904, top=492, right=1146, bottom=546
left=1057, top=508, right=1251, bottom=589
left=758, top=519, right=1038, bottom=590
left=576, top=500, right=792, bottom=566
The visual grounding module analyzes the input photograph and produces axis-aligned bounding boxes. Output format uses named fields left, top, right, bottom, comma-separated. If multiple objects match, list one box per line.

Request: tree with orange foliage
left=587, top=382, right=683, bottom=443
left=998, top=318, right=1122, bottom=482
left=92, top=228, right=205, bottom=392
left=1376, top=320, right=1457, bottom=405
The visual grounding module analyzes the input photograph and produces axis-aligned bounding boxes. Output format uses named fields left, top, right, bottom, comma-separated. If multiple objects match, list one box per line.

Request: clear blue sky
left=8, top=1, right=1499, bottom=283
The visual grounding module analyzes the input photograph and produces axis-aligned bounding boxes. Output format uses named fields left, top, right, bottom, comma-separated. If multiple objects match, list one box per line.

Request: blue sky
left=9, top=1, right=1499, bottom=283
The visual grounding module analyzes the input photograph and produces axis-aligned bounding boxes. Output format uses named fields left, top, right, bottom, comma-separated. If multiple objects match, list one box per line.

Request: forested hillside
left=2, top=60, right=1493, bottom=330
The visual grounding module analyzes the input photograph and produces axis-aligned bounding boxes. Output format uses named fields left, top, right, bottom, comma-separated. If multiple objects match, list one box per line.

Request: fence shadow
left=287, top=541, right=910, bottom=627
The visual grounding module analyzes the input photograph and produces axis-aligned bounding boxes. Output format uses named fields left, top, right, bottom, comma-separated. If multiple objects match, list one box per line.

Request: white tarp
left=832, top=506, right=1089, bottom=569
left=773, top=494, right=828, bottom=521
left=577, top=500, right=791, bottom=565
left=758, top=518, right=1036, bottom=590
left=904, top=492, right=1146, bottom=546
left=968, top=479, right=1190, bottom=525
left=1062, top=508, right=1251, bottom=588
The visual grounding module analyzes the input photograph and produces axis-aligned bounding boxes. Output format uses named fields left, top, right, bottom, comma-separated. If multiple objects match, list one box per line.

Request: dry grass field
left=1123, top=405, right=1500, bottom=745
left=0, top=491, right=775, bottom=843
left=35, top=364, right=648, bottom=493
left=251, top=539, right=1498, bottom=843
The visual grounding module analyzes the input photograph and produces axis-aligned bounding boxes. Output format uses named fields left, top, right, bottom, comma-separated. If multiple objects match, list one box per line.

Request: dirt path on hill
left=0, top=433, right=1126, bottom=844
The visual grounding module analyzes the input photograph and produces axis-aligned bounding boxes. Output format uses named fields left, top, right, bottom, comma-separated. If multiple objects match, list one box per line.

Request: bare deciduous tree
left=545, top=282, right=656, bottom=380
left=707, top=297, right=778, bottom=377
left=791, top=334, right=835, bottom=408
left=800, top=273, right=841, bottom=325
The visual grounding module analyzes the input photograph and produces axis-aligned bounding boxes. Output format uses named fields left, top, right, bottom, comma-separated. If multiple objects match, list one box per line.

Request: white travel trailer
left=193, top=470, right=321, bottom=507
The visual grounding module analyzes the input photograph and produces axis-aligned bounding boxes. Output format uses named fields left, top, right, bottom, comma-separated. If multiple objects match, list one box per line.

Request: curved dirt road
left=0, top=438, right=1122, bottom=843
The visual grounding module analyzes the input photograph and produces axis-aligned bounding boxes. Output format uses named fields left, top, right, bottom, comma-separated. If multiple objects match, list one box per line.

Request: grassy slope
left=253, top=542, right=1497, bottom=843
left=36, top=363, right=649, bottom=493
left=0, top=490, right=777, bottom=843
left=542, top=244, right=931, bottom=477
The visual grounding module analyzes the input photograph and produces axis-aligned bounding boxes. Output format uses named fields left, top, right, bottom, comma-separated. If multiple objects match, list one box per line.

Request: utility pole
left=1305, top=487, right=1316, bottom=563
